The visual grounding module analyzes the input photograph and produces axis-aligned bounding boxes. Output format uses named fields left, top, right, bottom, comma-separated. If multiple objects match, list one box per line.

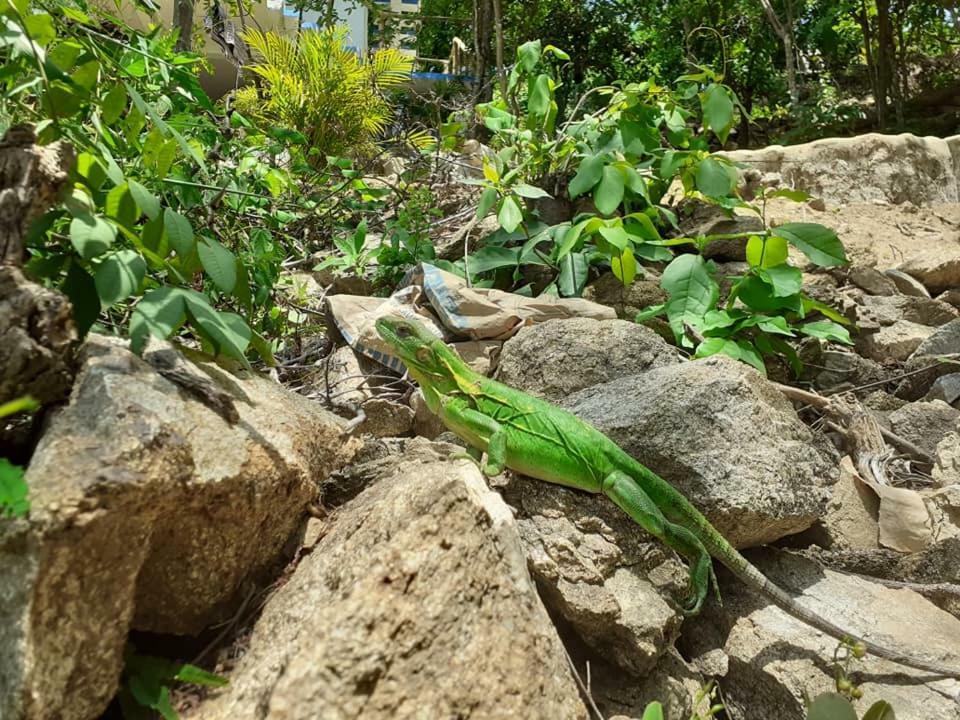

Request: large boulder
left=898, top=233, right=960, bottom=295
left=561, top=356, right=838, bottom=548
left=0, top=335, right=360, bottom=720
left=191, top=443, right=588, bottom=720
left=495, top=317, right=680, bottom=402
left=725, top=133, right=960, bottom=206
left=681, top=550, right=960, bottom=720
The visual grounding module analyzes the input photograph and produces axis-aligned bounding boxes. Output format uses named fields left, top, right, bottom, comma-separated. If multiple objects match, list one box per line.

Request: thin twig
left=560, top=644, right=605, bottom=720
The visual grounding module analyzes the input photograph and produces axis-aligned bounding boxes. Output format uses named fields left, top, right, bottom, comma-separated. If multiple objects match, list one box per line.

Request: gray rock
left=583, top=272, right=669, bottom=321
left=1, top=335, right=361, bottom=720
left=807, top=350, right=887, bottom=393
left=496, top=318, right=680, bottom=402
left=888, top=400, right=960, bottom=458
left=857, top=320, right=936, bottom=362
left=191, top=445, right=588, bottom=720
left=724, top=133, right=960, bottom=206
left=926, top=374, right=960, bottom=406
left=897, top=318, right=960, bottom=400
left=939, top=289, right=960, bottom=309
left=355, top=397, right=414, bottom=437
left=885, top=268, right=931, bottom=298
left=854, top=294, right=958, bottom=328
left=682, top=550, right=960, bottom=720
left=899, top=234, right=960, bottom=294
left=562, top=356, right=838, bottom=548
left=499, top=474, right=687, bottom=675
left=848, top=265, right=897, bottom=295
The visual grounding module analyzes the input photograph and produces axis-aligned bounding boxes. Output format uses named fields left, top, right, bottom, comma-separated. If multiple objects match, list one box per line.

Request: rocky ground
left=4, top=133, right=960, bottom=720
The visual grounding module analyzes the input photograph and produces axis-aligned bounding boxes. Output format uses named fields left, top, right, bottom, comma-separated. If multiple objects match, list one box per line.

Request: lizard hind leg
left=602, top=470, right=717, bottom=616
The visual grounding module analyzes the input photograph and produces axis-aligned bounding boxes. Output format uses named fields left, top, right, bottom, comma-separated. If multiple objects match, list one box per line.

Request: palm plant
left=237, top=27, right=413, bottom=160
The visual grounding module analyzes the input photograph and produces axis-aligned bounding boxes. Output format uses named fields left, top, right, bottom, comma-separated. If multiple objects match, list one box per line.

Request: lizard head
left=375, top=316, right=460, bottom=385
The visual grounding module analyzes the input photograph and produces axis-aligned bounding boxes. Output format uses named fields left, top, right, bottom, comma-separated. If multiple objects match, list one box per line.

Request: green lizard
left=376, top=315, right=958, bottom=677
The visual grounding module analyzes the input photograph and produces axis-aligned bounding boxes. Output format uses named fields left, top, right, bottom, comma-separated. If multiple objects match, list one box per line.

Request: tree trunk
left=491, top=0, right=506, bottom=100
left=473, top=0, right=495, bottom=103
left=172, top=0, right=195, bottom=53
left=856, top=0, right=880, bottom=126
left=876, top=0, right=893, bottom=128
left=759, top=0, right=798, bottom=105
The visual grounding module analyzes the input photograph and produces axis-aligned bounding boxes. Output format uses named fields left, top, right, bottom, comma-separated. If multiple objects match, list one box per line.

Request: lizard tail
left=723, top=555, right=958, bottom=677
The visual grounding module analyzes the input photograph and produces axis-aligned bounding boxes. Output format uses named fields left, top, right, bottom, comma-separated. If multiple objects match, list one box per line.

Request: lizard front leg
left=602, top=470, right=717, bottom=615
left=439, top=395, right=508, bottom=476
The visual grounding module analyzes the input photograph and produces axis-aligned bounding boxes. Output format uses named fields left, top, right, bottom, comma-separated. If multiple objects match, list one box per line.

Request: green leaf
left=173, top=664, right=229, bottom=688
left=661, top=254, right=720, bottom=346
left=182, top=292, right=251, bottom=364
left=862, top=700, right=897, bottom=720
left=737, top=275, right=803, bottom=314
left=695, top=157, right=735, bottom=198
left=758, top=265, right=803, bottom=297
left=468, top=246, right=519, bottom=274
left=513, top=183, right=551, bottom=199
left=476, top=187, right=498, bottom=219
left=101, top=84, right=127, bottom=125
left=594, top=165, right=625, bottom=215
left=105, top=183, right=138, bottom=227
left=198, top=237, right=237, bottom=293
left=598, top=225, right=630, bottom=251
left=163, top=208, right=195, bottom=256
left=764, top=188, right=811, bottom=202
left=156, top=140, right=178, bottom=178
left=773, top=223, right=847, bottom=267
left=528, top=74, right=552, bottom=117
left=569, top=154, right=604, bottom=198
left=802, top=295, right=850, bottom=325
left=558, top=250, right=589, bottom=297
left=641, top=701, right=664, bottom=720
left=498, top=196, right=523, bottom=233
left=745, top=234, right=788, bottom=268
left=611, top=246, right=637, bottom=285
left=635, top=303, right=666, bottom=323
left=130, top=287, right=188, bottom=354
left=61, top=261, right=99, bottom=336
left=69, top=214, right=116, bottom=260
left=128, top=181, right=160, bottom=220
left=556, top=220, right=587, bottom=259
left=517, top=39, right=541, bottom=72
left=0, top=458, right=29, bottom=518
left=0, top=396, right=40, bottom=418
left=94, top=249, right=146, bottom=306
left=806, top=693, right=858, bottom=720
left=701, top=83, right=735, bottom=143
left=799, top=321, right=853, bottom=345
left=141, top=214, right=168, bottom=256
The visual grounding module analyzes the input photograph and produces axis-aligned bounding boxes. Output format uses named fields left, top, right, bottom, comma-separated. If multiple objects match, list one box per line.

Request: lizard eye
left=396, top=324, right=411, bottom=338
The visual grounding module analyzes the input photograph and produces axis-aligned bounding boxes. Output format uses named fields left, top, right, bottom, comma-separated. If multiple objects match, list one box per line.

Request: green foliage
left=0, top=396, right=39, bottom=519
left=0, top=0, right=313, bottom=362
left=806, top=693, right=896, bottom=720
left=118, top=646, right=227, bottom=720
left=375, top=185, right=442, bottom=290
left=0, top=459, right=29, bottom=518
left=237, top=26, right=413, bottom=161
left=638, top=189, right=851, bottom=375
left=459, top=41, right=851, bottom=374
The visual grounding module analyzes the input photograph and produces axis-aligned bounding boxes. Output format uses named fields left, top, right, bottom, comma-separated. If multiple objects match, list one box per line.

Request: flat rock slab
left=192, top=446, right=587, bottom=720
left=0, top=335, right=359, bottom=720
left=683, top=550, right=960, bottom=720
left=562, top=356, right=838, bottom=548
